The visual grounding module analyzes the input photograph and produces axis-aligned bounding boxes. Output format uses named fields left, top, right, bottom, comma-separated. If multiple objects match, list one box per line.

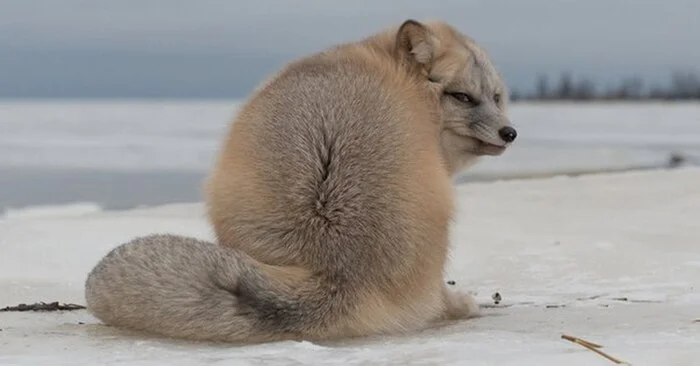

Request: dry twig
left=561, top=334, right=629, bottom=364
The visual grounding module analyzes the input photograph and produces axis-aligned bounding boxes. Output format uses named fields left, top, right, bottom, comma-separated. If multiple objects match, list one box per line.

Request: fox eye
left=494, top=93, right=501, bottom=103
left=447, top=92, right=476, bottom=105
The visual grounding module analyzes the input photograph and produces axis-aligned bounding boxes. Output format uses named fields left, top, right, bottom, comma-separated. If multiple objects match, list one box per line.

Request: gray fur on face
left=420, top=24, right=515, bottom=174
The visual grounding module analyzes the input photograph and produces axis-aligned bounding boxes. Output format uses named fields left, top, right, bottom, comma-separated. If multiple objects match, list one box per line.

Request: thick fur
left=85, top=233, right=478, bottom=343
left=85, top=19, right=514, bottom=343
left=85, top=234, right=285, bottom=343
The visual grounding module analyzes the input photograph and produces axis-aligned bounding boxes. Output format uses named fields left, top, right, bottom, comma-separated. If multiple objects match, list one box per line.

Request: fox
left=85, top=19, right=516, bottom=343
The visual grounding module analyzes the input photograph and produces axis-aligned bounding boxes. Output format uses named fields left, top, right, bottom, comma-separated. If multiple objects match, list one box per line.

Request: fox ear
left=395, top=19, right=437, bottom=73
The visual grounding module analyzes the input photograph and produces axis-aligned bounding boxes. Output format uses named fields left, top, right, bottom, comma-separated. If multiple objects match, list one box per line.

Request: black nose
left=498, top=126, right=517, bottom=143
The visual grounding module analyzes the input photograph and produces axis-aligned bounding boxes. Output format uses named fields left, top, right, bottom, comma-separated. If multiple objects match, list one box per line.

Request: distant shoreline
left=456, top=157, right=692, bottom=184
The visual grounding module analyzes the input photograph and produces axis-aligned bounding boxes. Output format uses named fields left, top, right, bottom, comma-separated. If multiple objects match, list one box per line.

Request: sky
left=1, top=0, right=698, bottom=99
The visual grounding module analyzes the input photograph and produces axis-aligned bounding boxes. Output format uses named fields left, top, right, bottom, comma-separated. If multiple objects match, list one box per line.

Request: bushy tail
left=85, top=234, right=321, bottom=343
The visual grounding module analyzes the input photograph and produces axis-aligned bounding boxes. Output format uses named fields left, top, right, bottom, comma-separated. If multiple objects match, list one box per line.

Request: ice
left=1, top=101, right=699, bottom=178
left=2, top=202, right=103, bottom=220
left=1, top=168, right=699, bottom=365
left=0, top=100, right=238, bottom=172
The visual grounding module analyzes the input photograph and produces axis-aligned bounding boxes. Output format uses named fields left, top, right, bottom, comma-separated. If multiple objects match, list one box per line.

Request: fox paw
left=442, top=288, right=480, bottom=320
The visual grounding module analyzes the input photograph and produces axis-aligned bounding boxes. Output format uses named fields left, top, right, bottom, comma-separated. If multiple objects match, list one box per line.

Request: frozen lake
left=0, top=100, right=699, bottom=211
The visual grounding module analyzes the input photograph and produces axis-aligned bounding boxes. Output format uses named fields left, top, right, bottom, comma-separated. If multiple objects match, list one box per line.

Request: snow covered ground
left=0, top=100, right=698, bottom=364
left=1, top=167, right=699, bottom=365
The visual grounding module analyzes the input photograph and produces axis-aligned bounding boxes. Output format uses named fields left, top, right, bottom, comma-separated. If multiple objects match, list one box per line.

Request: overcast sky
left=1, top=0, right=698, bottom=99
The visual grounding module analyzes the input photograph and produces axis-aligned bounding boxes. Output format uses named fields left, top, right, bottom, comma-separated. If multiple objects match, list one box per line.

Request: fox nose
left=498, top=126, right=517, bottom=143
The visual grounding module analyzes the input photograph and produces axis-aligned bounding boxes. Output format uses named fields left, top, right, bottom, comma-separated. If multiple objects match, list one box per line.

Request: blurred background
left=1, top=0, right=699, bottom=212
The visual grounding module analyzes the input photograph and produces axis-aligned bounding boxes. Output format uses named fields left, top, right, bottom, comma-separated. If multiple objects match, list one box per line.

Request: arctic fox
left=85, top=19, right=516, bottom=343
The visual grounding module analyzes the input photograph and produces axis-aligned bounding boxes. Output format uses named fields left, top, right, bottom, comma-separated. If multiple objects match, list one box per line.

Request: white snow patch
left=2, top=202, right=103, bottom=220
left=1, top=168, right=699, bottom=365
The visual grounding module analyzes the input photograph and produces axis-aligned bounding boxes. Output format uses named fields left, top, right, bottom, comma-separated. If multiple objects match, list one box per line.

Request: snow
left=1, top=168, right=699, bottom=365
left=2, top=202, right=103, bottom=220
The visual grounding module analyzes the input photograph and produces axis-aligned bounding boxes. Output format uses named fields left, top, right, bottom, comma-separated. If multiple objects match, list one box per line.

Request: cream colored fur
left=85, top=19, right=515, bottom=343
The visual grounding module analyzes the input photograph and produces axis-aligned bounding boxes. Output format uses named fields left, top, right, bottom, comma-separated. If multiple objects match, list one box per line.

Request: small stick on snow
left=693, top=318, right=700, bottom=323
left=561, top=334, right=629, bottom=364
left=561, top=334, right=603, bottom=348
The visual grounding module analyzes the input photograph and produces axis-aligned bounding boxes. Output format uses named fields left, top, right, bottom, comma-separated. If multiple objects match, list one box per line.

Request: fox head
left=394, top=19, right=517, bottom=175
